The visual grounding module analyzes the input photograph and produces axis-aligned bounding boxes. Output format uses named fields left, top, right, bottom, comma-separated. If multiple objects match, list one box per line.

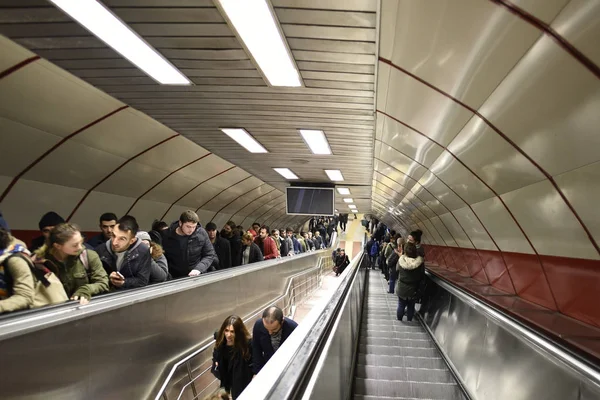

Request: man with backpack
left=0, top=227, right=35, bottom=313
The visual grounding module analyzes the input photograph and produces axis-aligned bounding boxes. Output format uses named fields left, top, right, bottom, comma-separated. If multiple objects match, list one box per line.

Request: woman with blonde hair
left=211, top=315, right=253, bottom=399
left=34, top=223, right=109, bottom=304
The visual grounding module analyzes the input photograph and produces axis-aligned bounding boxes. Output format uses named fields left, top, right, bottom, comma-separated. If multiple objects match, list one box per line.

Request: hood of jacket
left=399, top=255, right=423, bottom=270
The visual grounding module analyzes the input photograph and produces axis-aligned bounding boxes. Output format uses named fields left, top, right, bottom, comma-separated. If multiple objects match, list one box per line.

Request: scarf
left=270, top=327, right=283, bottom=351
left=0, top=243, right=29, bottom=257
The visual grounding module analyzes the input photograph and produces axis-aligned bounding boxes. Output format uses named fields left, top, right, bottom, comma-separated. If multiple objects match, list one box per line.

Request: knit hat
left=409, top=230, right=422, bottom=243
left=38, top=211, right=65, bottom=231
left=136, top=231, right=151, bottom=242
left=0, top=210, right=9, bottom=232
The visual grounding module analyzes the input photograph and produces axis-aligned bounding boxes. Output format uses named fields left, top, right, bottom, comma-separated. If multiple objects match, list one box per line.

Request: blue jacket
left=292, top=236, right=301, bottom=253
left=252, top=317, right=298, bottom=374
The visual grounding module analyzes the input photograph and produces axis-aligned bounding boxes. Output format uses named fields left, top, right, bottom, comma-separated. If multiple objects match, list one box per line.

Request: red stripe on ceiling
left=229, top=188, right=278, bottom=222
left=125, top=152, right=212, bottom=215
left=490, top=0, right=600, bottom=80
left=378, top=59, right=600, bottom=256
left=377, top=113, right=552, bottom=305
left=160, top=166, right=237, bottom=221
left=208, top=183, right=267, bottom=223
left=0, top=105, right=129, bottom=204
left=195, top=175, right=253, bottom=213
left=0, top=56, right=40, bottom=80
left=66, top=134, right=180, bottom=221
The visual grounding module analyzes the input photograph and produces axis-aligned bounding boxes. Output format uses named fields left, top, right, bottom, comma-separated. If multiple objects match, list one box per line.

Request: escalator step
left=359, top=336, right=435, bottom=348
left=354, top=378, right=465, bottom=399
left=357, top=354, right=448, bottom=369
left=359, top=344, right=440, bottom=358
left=355, top=365, right=456, bottom=383
left=361, top=330, right=430, bottom=340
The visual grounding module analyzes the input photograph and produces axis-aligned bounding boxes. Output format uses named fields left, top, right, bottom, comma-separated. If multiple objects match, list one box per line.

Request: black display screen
left=286, top=187, right=334, bottom=216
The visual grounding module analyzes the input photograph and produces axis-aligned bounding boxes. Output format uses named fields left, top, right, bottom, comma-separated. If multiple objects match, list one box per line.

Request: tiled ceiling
left=0, top=0, right=376, bottom=213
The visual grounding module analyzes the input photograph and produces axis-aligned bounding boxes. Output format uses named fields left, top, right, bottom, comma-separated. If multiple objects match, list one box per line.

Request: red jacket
left=255, top=236, right=278, bottom=260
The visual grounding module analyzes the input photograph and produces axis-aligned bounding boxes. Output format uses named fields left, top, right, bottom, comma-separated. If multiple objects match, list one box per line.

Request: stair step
left=354, top=378, right=465, bottom=399
left=359, top=337, right=435, bottom=348
left=359, top=344, right=440, bottom=358
left=361, top=330, right=429, bottom=340
left=357, top=354, right=448, bottom=369
left=355, top=365, right=456, bottom=383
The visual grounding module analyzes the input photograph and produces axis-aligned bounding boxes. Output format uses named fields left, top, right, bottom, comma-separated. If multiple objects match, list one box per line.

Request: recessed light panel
left=337, top=187, right=350, bottom=195
left=216, top=0, right=301, bottom=87
left=273, top=168, right=299, bottom=180
left=221, top=128, right=268, bottom=153
left=299, top=129, right=331, bottom=155
left=343, top=198, right=354, bottom=203
left=49, top=0, right=190, bottom=85
left=325, top=170, right=344, bottom=182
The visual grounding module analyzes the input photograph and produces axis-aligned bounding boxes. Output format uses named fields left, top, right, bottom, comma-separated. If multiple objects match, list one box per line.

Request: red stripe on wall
left=0, top=56, right=40, bottom=80
left=0, top=106, right=130, bottom=204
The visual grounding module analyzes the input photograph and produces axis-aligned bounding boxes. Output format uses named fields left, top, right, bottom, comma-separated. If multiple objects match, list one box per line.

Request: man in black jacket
left=221, top=221, right=242, bottom=267
left=86, top=212, right=118, bottom=248
left=205, top=222, right=231, bottom=270
left=252, top=306, right=298, bottom=375
left=162, top=210, right=217, bottom=278
left=334, top=248, right=350, bottom=277
left=95, top=215, right=151, bottom=289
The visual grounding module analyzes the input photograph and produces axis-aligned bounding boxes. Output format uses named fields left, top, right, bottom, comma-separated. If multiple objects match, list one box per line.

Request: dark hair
left=0, top=227, right=10, bottom=249
left=116, top=215, right=139, bottom=236
left=99, top=213, right=117, bottom=223
left=262, top=306, right=284, bottom=324
left=404, top=242, right=418, bottom=258
left=205, top=222, right=217, bottom=231
left=152, top=220, right=169, bottom=231
left=236, top=225, right=244, bottom=232
left=252, top=222, right=261, bottom=227
left=226, top=220, right=237, bottom=230
left=215, top=315, right=251, bottom=360
left=286, top=227, right=293, bottom=233
left=47, top=223, right=80, bottom=247
left=271, top=229, right=279, bottom=234
left=180, top=210, right=199, bottom=224
left=260, top=225, right=269, bottom=234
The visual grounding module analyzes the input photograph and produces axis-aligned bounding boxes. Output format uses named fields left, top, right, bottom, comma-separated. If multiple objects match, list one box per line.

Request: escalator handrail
left=0, top=248, right=332, bottom=341
left=426, top=271, right=600, bottom=386
left=240, top=249, right=366, bottom=399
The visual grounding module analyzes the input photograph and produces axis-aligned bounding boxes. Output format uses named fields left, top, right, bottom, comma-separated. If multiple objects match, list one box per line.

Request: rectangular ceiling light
left=325, top=170, right=344, bottom=182
left=343, top=198, right=354, bottom=203
left=216, top=0, right=301, bottom=87
left=349, top=204, right=357, bottom=209
left=273, top=168, right=299, bottom=180
left=221, top=128, right=268, bottom=153
left=337, top=187, right=351, bottom=195
left=299, top=129, right=331, bottom=155
left=49, top=0, right=190, bottom=85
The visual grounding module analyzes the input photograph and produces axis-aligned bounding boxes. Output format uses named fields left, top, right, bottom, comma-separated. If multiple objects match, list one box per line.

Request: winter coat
left=335, top=254, right=350, bottom=274
left=396, top=255, right=425, bottom=300
left=35, top=246, right=109, bottom=300
left=96, top=239, right=152, bottom=289
left=314, top=235, right=324, bottom=249
left=226, top=232, right=243, bottom=267
left=86, top=233, right=108, bottom=249
left=162, top=221, right=217, bottom=278
left=0, top=239, right=34, bottom=313
left=242, top=242, right=264, bottom=265
left=252, top=318, right=298, bottom=374
left=284, top=236, right=294, bottom=256
left=211, top=236, right=232, bottom=270
left=387, top=250, right=400, bottom=281
left=30, top=235, right=45, bottom=253
left=147, top=242, right=168, bottom=284
left=254, top=236, right=278, bottom=260
left=212, top=339, right=253, bottom=399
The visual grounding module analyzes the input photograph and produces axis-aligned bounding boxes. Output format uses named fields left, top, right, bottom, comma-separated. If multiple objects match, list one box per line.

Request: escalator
left=353, top=270, right=466, bottom=399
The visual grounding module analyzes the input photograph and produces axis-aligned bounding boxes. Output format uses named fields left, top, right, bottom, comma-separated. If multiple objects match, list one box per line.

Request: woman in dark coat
left=334, top=249, right=350, bottom=277
left=241, top=232, right=264, bottom=265
left=211, top=315, right=253, bottom=399
left=396, top=242, right=425, bottom=321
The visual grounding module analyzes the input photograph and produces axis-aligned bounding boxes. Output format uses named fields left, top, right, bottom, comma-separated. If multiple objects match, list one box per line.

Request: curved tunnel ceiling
left=0, top=0, right=600, bottom=329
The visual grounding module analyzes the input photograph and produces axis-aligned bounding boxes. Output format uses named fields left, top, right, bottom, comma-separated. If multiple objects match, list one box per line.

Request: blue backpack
left=369, top=241, right=379, bottom=257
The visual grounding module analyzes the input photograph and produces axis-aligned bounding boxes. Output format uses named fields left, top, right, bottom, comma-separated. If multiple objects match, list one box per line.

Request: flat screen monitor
left=286, top=187, right=334, bottom=216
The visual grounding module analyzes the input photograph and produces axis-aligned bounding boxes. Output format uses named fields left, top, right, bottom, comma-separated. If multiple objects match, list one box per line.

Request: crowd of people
left=0, top=209, right=340, bottom=314
left=365, top=219, right=426, bottom=322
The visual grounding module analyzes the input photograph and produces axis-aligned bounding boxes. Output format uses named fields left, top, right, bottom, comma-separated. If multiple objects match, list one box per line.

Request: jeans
left=397, top=297, right=415, bottom=321
left=388, top=278, right=396, bottom=294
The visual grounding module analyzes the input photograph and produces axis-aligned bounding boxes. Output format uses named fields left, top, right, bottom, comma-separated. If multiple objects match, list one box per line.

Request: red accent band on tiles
left=229, top=187, right=277, bottom=222
left=490, top=0, right=600, bottom=80
left=160, top=166, right=237, bottom=220
left=195, top=175, right=253, bottom=213
left=125, top=153, right=212, bottom=215
left=208, top=183, right=267, bottom=223
left=378, top=59, right=600, bottom=256
left=0, top=56, right=40, bottom=80
left=66, top=134, right=180, bottom=221
left=0, top=105, right=129, bottom=204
